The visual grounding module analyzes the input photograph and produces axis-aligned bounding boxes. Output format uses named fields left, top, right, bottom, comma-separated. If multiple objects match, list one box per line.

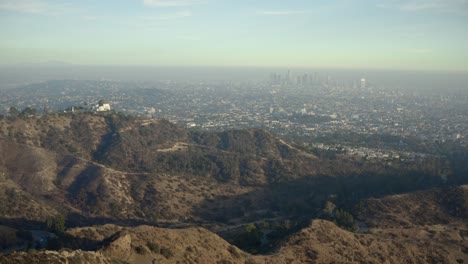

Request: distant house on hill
left=96, top=100, right=111, bottom=112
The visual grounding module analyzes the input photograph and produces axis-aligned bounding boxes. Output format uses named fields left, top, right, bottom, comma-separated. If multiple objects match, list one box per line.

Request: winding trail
left=73, top=157, right=149, bottom=175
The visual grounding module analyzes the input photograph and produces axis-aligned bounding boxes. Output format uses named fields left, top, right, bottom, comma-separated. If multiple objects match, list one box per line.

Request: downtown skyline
left=1, top=0, right=467, bottom=72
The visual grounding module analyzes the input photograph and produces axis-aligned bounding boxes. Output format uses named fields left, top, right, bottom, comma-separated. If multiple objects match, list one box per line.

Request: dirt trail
left=74, top=157, right=149, bottom=175
left=278, top=139, right=318, bottom=159
left=157, top=142, right=188, bottom=152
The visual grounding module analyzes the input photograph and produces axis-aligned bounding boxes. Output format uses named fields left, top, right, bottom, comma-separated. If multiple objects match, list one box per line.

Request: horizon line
left=0, top=62, right=467, bottom=73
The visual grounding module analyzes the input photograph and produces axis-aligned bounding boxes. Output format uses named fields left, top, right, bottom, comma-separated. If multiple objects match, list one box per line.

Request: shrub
left=134, top=245, right=149, bottom=255
left=147, top=242, right=160, bottom=253
left=160, top=247, right=173, bottom=259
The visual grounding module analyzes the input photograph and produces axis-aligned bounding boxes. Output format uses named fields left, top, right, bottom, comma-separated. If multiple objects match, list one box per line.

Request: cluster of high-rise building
left=269, top=71, right=367, bottom=91
left=270, top=71, right=319, bottom=86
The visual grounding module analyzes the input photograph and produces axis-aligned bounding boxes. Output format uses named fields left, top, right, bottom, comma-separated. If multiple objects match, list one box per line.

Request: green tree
left=334, top=209, right=359, bottom=232
left=20, top=107, right=37, bottom=117
left=46, top=214, right=66, bottom=234
left=46, top=217, right=53, bottom=230
left=9, top=107, right=20, bottom=117
left=53, top=215, right=66, bottom=233
left=245, top=223, right=257, bottom=234
left=241, top=223, right=262, bottom=254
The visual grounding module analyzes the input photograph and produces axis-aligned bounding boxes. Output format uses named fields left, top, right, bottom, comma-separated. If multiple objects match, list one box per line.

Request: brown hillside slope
left=358, top=185, right=468, bottom=228
left=2, top=219, right=466, bottom=264
left=1, top=186, right=467, bottom=263
left=265, top=219, right=467, bottom=264
left=0, top=113, right=466, bottom=263
left=0, top=113, right=332, bottom=224
left=1, top=224, right=256, bottom=264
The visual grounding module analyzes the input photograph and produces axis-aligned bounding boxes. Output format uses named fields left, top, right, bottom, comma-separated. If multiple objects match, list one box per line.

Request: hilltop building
left=96, top=100, right=111, bottom=112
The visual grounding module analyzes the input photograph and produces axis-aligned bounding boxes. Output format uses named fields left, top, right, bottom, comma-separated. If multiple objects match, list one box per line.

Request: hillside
left=1, top=216, right=466, bottom=264
left=0, top=112, right=467, bottom=262
left=268, top=219, right=467, bottom=264
left=0, top=112, right=339, bottom=226
left=357, top=185, right=468, bottom=228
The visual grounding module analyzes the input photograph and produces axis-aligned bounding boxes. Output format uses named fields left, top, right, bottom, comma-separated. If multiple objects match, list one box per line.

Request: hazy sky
left=1, top=0, right=467, bottom=71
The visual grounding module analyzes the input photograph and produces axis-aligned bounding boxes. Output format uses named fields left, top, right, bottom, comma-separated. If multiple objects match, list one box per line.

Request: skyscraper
left=360, top=78, right=366, bottom=90
left=302, top=74, right=309, bottom=86
left=270, top=73, right=281, bottom=85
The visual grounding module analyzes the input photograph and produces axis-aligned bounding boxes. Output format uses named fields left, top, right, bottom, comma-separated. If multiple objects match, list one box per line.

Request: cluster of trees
left=322, top=196, right=359, bottom=232
left=11, top=107, right=37, bottom=117
left=228, top=219, right=305, bottom=254
left=45, top=214, right=66, bottom=234
left=0, top=107, right=38, bottom=120
left=333, top=209, right=359, bottom=232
